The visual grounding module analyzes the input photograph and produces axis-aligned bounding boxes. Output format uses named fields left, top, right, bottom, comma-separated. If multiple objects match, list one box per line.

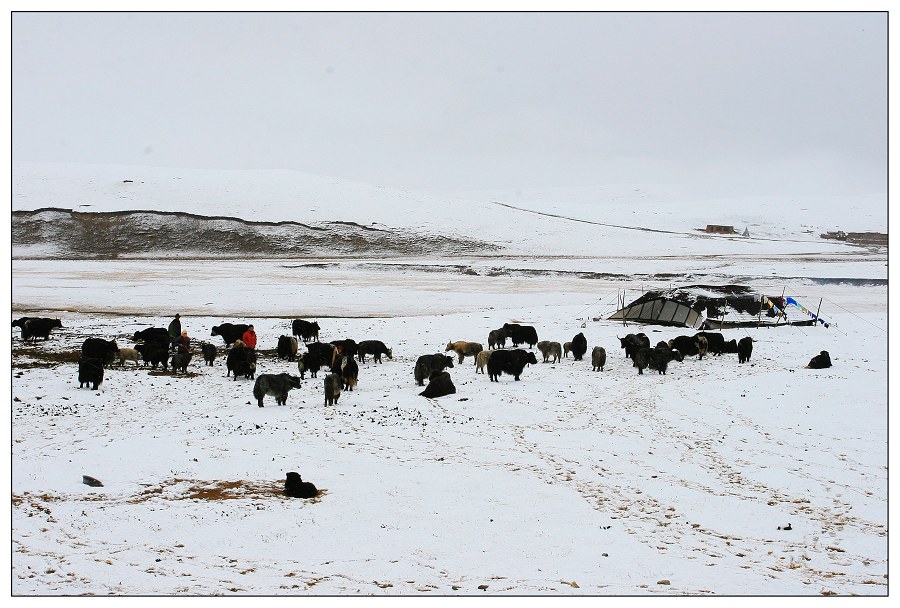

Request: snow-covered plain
left=10, top=163, right=888, bottom=596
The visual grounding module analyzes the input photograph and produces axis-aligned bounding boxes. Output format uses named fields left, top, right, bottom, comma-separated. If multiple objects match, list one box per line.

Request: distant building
left=821, top=230, right=848, bottom=240
left=705, top=224, right=735, bottom=234
left=820, top=230, right=887, bottom=247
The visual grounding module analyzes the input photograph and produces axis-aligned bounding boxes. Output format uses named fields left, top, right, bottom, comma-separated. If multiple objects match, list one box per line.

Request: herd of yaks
left=11, top=315, right=769, bottom=405
left=13, top=315, right=833, bottom=409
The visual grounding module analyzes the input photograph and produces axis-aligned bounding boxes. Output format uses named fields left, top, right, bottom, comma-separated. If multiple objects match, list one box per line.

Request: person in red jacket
left=241, top=325, right=257, bottom=349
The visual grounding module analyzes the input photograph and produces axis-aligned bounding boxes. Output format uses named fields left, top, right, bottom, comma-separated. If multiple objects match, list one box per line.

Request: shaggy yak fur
left=445, top=341, right=484, bottom=365
left=537, top=341, right=563, bottom=363
left=570, top=333, right=588, bottom=361
left=253, top=373, right=303, bottom=407
left=211, top=322, right=250, bottom=346
left=502, top=323, right=539, bottom=348
left=419, top=371, right=456, bottom=398
left=324, top=373, right=342, bottom=405
left=738, top=337, right=754, bottom=363
left=226, top=344, right=257, bottom=380
left=284, top=472, right=318, bottom=498
left=82, top=338, right=120, bottom=366
left=170, top=352, right=192, bottom=374
left=357, top=340, right=393, bottom=364
left=806, top=350, right=832, bottom=369
left=78, top=357, right=104, bottom=390
left=291, top=319, right=320, bottom=343
left=591, top=346, right=607, bottom=371
left=488, top=329, right=507, bottom=350
left=201, top=342, right=217, bottom=366
left=487, top=348, right=538, bottom=382
left=414, top=354, right=455, bottom=386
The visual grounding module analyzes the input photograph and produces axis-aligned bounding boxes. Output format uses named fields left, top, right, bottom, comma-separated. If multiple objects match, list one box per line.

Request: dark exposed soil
left=11, top=208, right=499, bottom=259
left=11, top=344, right=81, bottom=368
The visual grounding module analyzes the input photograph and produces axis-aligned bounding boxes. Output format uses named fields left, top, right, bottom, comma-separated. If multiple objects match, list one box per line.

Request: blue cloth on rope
left=785, top=297, right=829, bottom=326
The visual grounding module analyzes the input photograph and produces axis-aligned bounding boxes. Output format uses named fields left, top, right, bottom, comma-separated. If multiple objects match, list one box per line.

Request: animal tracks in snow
left=11, top=307, right=886, bottom=595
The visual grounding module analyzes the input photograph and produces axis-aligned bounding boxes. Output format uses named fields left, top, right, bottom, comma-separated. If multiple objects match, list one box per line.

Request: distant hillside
left=12, top=161, right=887, bottom=261
left=11, top=207, right=497, bottom=259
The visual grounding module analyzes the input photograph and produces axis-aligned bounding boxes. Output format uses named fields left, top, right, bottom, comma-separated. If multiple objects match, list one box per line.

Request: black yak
left=284, top=472, right=318, bottom=498
left=738, top=337, right=754, bottom=363
left=78, top=357, right=104, bottom=390
left=570, top=332, right=588, bottom=361
left=487, top=348, right=538, bottom=382
left=695, top=331, right=726, bottom=356
left=291, top=319, right=320, bottom=342
left=357, top=340, right=393, bottom=364
left=21, top=317, right=63, bottom=341
left=806, top=350, right=832, bottom=369
left=226, top=344, right=257, bottom=380
left=211, top=322, right=250, bottom=347
left=135, top=342, right=169, bottom=370
left=502, top=323, right=539, bottom=348
left=419, top=371, right=456, bottom=398
left=201, top=342, right=217, bottom=366
left=277, top=335, right=299, bottom=362
left=414, top=354, right=454, bottom=386
left=82, top=338, right=119, bottom=366
left=133, top=327, right=171, bottom=347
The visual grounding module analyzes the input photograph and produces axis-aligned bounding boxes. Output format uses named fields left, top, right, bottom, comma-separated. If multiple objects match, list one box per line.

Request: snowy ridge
left=12, top=161, right=887, bottom=261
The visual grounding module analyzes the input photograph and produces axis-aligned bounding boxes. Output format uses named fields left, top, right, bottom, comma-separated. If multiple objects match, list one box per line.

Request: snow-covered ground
left=10, top=163, right=887, bottom=596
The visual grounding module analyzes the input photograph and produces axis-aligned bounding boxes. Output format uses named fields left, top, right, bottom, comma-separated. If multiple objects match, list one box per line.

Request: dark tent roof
left=607, top=297, right=703, bottom=328
left=607, top=285, right=790, bottom=328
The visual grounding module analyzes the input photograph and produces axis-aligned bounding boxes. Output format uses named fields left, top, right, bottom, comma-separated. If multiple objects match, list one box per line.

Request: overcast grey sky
left=12, top=11, right=887, bottom=195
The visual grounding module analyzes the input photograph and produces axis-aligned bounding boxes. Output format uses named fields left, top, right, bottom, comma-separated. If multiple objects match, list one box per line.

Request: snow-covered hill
left=12, top=161, right=887, bottom=264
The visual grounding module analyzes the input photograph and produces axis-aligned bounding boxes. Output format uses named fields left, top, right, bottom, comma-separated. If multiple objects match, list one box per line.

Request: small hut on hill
left=705, top=224, right=736, bottom=234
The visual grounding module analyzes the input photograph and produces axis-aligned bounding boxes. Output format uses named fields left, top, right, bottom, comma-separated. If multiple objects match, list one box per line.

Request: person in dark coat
left=168, top=314, right=182, bottom=344
left=173, top=330, right=191, bottom=354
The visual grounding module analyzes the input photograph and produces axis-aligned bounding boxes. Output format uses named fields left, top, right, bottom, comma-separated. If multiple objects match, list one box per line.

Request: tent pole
left=815, top=298, right=823, bottom=327
left=776, top=287, right=786, bottom=326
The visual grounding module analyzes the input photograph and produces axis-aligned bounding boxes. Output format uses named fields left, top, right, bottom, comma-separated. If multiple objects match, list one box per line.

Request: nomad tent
left=607, top=296, right=704, bottom=328
left=607, top=285, right=823, bottom=329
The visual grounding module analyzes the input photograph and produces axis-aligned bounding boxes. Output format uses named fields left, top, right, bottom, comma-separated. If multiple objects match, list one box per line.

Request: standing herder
left=241, top=324, right=257, bottom=349
left=168, top=314, right=182, bottom=343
